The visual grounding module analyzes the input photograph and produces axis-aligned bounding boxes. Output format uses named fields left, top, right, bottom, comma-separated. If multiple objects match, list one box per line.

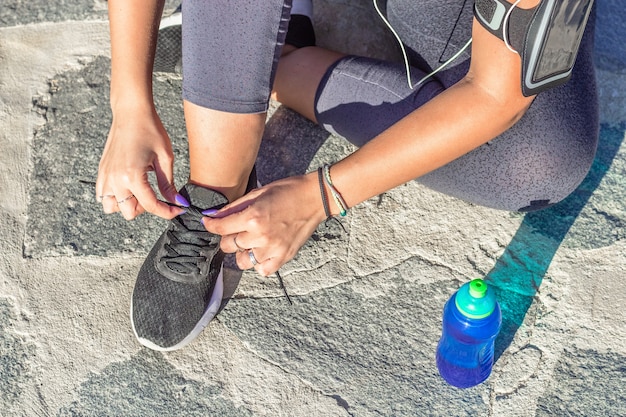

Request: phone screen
left=533, top=0, right=592, bottom=81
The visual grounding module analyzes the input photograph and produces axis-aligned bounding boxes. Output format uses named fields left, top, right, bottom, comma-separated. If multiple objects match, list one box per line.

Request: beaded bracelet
left=317, top=167, right=331, bottom=219
left=322, top=164, right=348, bottom=217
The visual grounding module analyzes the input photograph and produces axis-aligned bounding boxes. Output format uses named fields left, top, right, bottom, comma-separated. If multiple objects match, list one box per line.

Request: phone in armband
left=474, top=0, right=595, bottom=96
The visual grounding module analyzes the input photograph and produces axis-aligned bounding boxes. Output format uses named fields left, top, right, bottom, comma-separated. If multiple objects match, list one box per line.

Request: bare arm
left=326, top=18, right=536, bottom=211
left=204, top=0, right=539, bottom=275
left=96, top=0, right=185, bottom=220
left=107, top=0, right=163, bottom=110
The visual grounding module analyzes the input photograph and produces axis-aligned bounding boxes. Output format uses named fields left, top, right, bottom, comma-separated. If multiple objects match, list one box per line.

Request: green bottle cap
left=455, top=279, right=496, bottom=319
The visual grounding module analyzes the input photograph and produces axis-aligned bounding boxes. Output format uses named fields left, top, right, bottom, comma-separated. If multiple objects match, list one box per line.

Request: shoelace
left=160, top=205, right=217, bottom=276
left=164, top=200, right=292, bottom=304
left=81, top=179, right=293, bottom=303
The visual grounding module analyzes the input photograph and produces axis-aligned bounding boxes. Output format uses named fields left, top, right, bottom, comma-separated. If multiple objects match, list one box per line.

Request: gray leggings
left=182, top=0, right=291, bottom=113
left=182, top=0, right=599, bottom=212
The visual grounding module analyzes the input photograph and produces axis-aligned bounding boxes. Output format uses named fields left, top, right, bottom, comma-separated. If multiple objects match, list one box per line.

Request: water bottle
left=436, top=279, right=502, bottom=388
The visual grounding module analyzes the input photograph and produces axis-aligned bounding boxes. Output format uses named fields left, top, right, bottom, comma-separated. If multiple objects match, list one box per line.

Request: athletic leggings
left=182, top=0, right=599, bottom=212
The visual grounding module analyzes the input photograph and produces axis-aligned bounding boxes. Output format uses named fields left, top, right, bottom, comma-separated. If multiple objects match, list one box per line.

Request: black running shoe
left=153, top=5, right=182, bottom=73
left=131, top=183, right=228, bottom=351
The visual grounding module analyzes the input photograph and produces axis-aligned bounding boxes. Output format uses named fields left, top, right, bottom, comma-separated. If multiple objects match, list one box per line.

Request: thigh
left=181, top=0, right=291, bottom=113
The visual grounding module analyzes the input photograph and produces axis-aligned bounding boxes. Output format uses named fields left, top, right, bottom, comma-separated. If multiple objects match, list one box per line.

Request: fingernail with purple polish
left=202, top=208, right=218, bottom=216
left=175, top=194, right=190, bottom=207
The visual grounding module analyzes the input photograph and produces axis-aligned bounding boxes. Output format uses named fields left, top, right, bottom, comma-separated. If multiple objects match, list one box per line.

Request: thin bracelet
left=322, top=164, right=348, bottom=217
left=317, top=167, right=331, bottom=219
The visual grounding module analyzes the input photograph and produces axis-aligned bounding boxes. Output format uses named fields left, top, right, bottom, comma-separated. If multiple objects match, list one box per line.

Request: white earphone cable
left=373, top=0, right=472, bottom=89
left=503, top=0, right=523, bottom=53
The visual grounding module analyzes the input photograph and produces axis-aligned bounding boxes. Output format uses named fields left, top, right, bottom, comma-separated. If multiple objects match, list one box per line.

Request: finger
left=226, top=188, right=261, bottom=212
left=235, top=248, right=266, bottom=271
left=97, top=193, right=115, bottom=204
left=221, top=232, right=252, bottom=254
left=101, top=195, right=120, bottom=214
left=131, top=181, right=185, bottom=220
left=255, top=257, right=284, bottom=277
left=95, top=173, right=116, bottom=204
left=95, top=162, right=107, bottom=202
left=202, top=204, right=255, bottom=237
left=154, top=154, right=188, bottom=206
left=202, top=187, right=261, bottom=219
left=114, top=191, right=142, bottom=220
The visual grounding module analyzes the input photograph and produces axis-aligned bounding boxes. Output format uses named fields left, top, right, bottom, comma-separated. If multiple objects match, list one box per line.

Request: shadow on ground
left=488, top=122, right=625, bottom=360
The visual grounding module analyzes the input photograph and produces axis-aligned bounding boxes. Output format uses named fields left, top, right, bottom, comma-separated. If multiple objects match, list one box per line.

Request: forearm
left=107, top=0, right=164, bottom=111
left=319, top=0, right=540, bottom=210
left=323, top=77, right=532, bottom=213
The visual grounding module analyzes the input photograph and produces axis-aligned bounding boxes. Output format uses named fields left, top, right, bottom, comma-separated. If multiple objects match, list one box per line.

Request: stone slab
left=595, top=0, right=626, bottom=72
left=0, top=0, right=180, bottom=28
left=0, top=1, right=625, bottom=416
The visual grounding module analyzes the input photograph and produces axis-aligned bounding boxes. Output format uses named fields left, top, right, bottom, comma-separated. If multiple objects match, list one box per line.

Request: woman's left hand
left=202, top=173, right=326, bottom=276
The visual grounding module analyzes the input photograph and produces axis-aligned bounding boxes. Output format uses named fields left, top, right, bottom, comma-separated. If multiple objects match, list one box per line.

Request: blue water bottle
left=436, top=279, right=501, bottom=388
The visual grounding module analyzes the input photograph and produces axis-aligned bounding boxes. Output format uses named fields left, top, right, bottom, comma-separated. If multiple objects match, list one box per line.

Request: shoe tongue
left=178, top=184, right=228, bottom=231
left=180, top=183, right=229, bottom=210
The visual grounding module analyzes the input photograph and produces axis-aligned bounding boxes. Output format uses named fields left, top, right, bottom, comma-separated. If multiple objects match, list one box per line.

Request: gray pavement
left=1, top=1, right=625, bottom=416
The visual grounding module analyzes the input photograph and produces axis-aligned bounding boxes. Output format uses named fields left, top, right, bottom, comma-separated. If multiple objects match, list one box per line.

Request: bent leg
left=182, top=0, right=291, bottom=200
left=273, top=1, right=598, bottom=212
left=274, top=48, right=446, bottom=146
left=312, top=55, right=445, bottom=147
left=417, top=11, right=599, bottom=212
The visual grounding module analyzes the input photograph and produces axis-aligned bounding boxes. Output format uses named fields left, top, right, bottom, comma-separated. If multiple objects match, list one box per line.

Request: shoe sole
left=129, top=264, right=224, bottom=352
left=159, top=10, right=182, bottom=30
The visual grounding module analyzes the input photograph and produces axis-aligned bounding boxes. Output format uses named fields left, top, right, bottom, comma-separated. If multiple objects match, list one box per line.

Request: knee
left=419, top=116, right=599, bottom=213
left=509, top=127, right=597, bottom=212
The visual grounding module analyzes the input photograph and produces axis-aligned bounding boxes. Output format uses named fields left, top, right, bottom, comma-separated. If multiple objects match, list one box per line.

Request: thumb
left=154, top=156, right=187, bottom=206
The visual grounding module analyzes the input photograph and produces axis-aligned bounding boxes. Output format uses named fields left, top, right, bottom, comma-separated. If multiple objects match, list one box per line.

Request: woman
left=97, top=0, right=598, bottom=351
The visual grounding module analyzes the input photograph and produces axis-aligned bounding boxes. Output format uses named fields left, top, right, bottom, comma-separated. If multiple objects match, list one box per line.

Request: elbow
left=462, top=72, right=536, bottom=130
left=503, top=99, right=533, bottom=132
left=508, top=95, right=534, bottom=126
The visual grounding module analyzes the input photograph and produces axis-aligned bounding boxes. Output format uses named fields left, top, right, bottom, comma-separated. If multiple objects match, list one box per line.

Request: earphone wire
left=503, top=0, right=523, bottom=53
left=373, top=0, right=472, bottom=90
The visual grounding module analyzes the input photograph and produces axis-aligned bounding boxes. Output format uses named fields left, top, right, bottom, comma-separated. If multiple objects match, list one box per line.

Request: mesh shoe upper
left=154, top=6, right=182, bottom=73
left=131, top=184, right=228, bottom=350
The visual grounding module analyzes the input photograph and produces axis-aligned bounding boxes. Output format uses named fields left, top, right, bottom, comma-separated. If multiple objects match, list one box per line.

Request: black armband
left=474, top=0, right=594, bottom=96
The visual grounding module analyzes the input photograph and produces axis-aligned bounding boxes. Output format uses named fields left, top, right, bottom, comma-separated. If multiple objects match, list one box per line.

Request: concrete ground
left=1, top=1, right=625, bottom=416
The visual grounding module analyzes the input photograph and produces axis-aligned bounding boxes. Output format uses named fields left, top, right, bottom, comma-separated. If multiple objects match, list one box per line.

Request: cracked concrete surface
left=1, top=0, right=625, bottom=416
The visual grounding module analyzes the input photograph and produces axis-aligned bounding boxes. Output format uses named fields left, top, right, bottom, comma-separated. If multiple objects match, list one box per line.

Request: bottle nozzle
left=455, top=279, right=496, bottom=319
left=469, top=279, right=487, bottom=298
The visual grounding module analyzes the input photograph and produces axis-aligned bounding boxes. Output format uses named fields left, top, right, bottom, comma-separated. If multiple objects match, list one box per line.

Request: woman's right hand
left=96, top=106, right=187, bottom=220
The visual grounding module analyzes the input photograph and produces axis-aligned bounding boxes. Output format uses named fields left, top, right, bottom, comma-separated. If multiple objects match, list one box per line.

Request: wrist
left=302, top=171, right=332, bottom=224
left=321, top=164, right=349, bottom=217
left=110, top=91, right=154, bottom=113
left=109, top=93, right=157, bottom=119
left=109, top=73, right=155, bottom=112
left=306, top=165, right=350, bottom=220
